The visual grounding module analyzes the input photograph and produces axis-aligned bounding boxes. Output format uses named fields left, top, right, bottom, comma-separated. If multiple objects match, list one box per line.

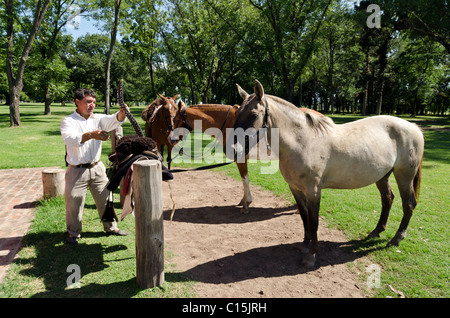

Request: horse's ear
left=177, top=100, right=185, bottom=110
left=254, top=80, right=264, bottom=100
left=158, top=93, right=167, bottom=100
left=236, top=84, right=249, bottom=100
left=172, top=94, right=178, bottom=100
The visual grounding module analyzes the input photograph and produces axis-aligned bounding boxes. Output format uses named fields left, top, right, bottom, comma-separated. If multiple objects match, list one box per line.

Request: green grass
left=0, top=103, right=150, bottom=169
left=0, top=103, right=195, bottom=298
left=0, top=103, right=448, bottom=298
left=213, top=114, right=450, bottom=298
left=0, top=195, right=195, bottom=298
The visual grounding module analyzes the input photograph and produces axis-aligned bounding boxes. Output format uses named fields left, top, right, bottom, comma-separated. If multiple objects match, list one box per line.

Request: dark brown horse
left=141, top=94, right=178, bottom=168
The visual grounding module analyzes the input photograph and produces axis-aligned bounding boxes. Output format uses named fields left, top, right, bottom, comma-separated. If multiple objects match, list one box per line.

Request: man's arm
left=80, top=130, right=109, bottom=143
left=117, top=105, right=127, bottom=121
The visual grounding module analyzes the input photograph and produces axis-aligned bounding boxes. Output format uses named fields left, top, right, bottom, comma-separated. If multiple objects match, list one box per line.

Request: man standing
left=61, top=88, right=129, bottom=245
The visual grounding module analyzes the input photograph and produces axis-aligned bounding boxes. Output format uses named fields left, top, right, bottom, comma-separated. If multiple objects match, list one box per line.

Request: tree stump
left=42, top=168, right=65, bottom=198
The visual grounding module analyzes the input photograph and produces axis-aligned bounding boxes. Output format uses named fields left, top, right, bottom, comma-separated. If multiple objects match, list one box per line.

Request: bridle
left=175, top=105, right=191, bottom=131
left=257, top=97, right=271, bottom=154
left=153, top=99, right=176, bottom=138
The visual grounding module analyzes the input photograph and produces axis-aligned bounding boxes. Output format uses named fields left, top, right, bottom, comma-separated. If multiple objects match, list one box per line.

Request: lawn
left=0, top=103, right=448, bottom=298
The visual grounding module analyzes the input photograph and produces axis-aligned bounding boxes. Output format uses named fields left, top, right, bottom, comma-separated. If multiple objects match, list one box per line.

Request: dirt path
left=161, top=169, right=369, bottom=298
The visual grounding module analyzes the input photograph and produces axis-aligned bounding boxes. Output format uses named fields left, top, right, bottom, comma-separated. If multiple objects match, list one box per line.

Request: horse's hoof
left=388, top=231, right=406, bottom=246
left=368, top=229, right=381, bottom=238
left=240, top=206, right=249, bottom=214
left=387, top=238, right=400, bottom=246
left=300, top=243, right=309, bottom=254
left=388, top=236, right=402, bottom=246
left=301, top=253, right=316, bottom=268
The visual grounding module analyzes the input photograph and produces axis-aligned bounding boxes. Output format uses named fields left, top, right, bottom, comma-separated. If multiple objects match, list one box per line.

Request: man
left=60, top=88, right=129, bottom=245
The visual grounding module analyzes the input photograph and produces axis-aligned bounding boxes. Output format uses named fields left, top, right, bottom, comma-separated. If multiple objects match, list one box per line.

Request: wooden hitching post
left=132, top=160, right=164, bottom=288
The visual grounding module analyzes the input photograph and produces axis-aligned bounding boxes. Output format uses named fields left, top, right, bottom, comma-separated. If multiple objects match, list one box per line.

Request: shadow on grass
left=13, top=231, right=133, bottom=297
left=10, top=229, right=192, bottom=298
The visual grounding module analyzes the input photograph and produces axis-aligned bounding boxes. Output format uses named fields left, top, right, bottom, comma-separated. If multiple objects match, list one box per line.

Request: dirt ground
left=160, top=168, right=371, bottom=298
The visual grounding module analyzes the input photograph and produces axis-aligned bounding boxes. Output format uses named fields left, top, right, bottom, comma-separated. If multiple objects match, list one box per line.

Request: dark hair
left=74, top=88, right=96, bottom=102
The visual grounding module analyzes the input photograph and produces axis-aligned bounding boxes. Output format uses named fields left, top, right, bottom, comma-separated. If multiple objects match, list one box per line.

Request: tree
left=160, top=0, right=245, bottom=104
left=391, top=36, right=447, bottom=116
left=102, top=0, right=123, bottom=114
left=121, top=0, right=162, bottom=98
left=32, top=0, right=86, bottom=114
left=65, top=34, right=110, bottom=95
left=4, top=0, right=51, bottom=126
left=391, top=0, right=449, bottom=54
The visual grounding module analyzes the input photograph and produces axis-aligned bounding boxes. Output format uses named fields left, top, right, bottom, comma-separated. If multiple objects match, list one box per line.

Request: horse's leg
left=160, top=144, right=165, bottom=163
left=236, top=159, right=252, bottom=214
left=290, top=187, right=310, bottom=253
left=167, top=145, right=173, bottom=169
left=302, top=189, right=321, bottom=268
left=369, top=171, right=395, bottom=238
left=144, top=121, right=151, bottom=138
left=389, top=169, right=418, bottom=246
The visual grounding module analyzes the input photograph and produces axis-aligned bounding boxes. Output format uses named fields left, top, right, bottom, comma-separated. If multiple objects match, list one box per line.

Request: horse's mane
left=266, top=95, right=334, bottom=134
left=189, top=104, right=234, bottom=110
left=141, top=98, right=163, bottom=122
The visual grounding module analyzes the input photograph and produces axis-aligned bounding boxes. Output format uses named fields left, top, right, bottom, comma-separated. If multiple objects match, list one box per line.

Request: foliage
left=0, top=0, right=449, bottom=119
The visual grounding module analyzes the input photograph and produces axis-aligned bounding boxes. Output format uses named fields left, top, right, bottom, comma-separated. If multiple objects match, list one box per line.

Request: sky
left=64, top=14, right=104, bottom=39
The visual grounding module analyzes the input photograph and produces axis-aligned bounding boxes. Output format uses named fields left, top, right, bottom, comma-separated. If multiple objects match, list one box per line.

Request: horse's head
left=173, top=100, right=189, bottom=131
left=234, top=80, right=267, bottom=132
left=227, top=80, right=269, bottom=161
left=150, top=94, right=178, bottom=145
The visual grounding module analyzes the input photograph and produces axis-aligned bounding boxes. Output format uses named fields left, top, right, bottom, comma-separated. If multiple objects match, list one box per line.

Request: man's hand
left=81, top=130, right=109, bottom=143
left=117, top=104, right=129, bottom=122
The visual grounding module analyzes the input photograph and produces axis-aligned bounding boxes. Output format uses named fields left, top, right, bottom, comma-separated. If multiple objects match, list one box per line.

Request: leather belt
left=73, top=160, right=100, bottom=169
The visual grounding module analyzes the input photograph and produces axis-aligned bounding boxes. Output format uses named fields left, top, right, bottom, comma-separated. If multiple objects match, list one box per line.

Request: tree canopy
left=1, top=0, right=448, bottom=125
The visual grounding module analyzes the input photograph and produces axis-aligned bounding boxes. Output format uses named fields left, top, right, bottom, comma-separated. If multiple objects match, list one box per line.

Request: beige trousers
left=65, top=161, right=117, bottom=237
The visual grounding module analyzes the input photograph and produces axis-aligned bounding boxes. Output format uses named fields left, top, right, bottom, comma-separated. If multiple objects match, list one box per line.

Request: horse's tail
left=413, top=155, right=423, bottom=201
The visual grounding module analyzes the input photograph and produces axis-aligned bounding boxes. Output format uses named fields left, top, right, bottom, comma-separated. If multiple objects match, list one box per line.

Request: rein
left=169, top=161, right=234, bottom=173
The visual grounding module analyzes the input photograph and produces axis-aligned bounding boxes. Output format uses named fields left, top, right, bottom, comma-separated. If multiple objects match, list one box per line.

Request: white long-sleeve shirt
left=61, top=110, right=126, bottom=165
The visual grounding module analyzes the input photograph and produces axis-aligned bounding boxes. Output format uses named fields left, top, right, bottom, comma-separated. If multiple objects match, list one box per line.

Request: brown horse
left=141, top=94, right=178, bottom=168
left=170, top=102, right=259, bottom=213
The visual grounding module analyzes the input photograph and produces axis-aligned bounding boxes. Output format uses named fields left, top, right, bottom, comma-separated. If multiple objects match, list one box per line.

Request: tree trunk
left=104, top=0, right=122, bottom=114
left=362, top=80, right=369, bottom=116
left=5, top=0, right=51, bottom=126
left=298, top=75, right=302, bottom=108
left=312, top=66, right=317, bottom=111
left=44, top=85, right=52, bottom=115
left=147, top=41, right=157, bottom=98
left=375, top=79, right=384, bottom=115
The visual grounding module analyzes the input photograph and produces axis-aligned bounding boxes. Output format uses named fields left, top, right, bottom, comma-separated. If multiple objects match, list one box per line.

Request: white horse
left=230, top=80, right=424, bottom=267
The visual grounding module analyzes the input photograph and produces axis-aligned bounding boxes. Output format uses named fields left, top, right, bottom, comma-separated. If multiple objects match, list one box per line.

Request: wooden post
left=42, top=168, right=65, bottom=198
left=111, top=126, right=123, bottom=152
left=111, top=127, right=125, bottom=206
left=132, top=160, right=164, bottom=288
